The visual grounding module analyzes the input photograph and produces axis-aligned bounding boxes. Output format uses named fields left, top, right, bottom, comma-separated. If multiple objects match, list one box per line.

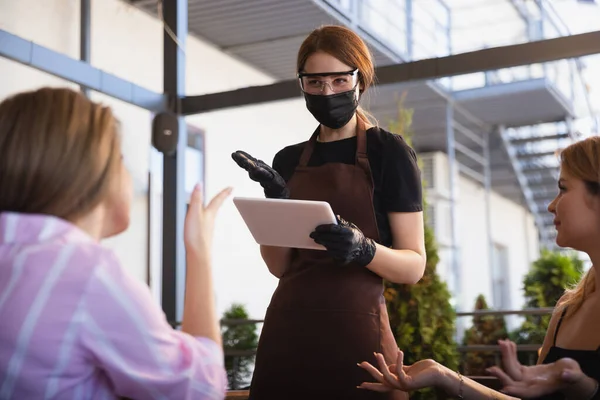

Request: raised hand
left=184, top=183, right=232, bottom=254
left=231, top=150, right=289, bottom=199
left=310, top=215, right=376, bottom=267
left=497, top=339, right=528, bottom=381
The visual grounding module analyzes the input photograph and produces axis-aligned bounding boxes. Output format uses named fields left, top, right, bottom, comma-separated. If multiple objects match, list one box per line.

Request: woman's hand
left=310, top=215, right=376, bottom=267
left=357, top=350, right=444, bottom=393
left=489, top=357, right=590, bottom=399
left=488, top=339, right=587, bottom=399
left=495, top=339, right=530, bottom=381
left=231, top=150, right=289, bottom=199
left=184, top=184, right=232, bottom=255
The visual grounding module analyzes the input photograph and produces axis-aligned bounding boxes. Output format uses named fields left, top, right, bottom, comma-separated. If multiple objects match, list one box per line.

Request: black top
left=537, top=307, right=600, bottom=400
left=272, top=126, right=423, bottom=248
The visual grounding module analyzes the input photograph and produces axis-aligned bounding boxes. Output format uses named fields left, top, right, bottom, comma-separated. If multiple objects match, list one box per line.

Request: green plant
left=385, top=93, right=459, bottom=399
left=462, top=295, right=508, bottom=375
left=509, top=249, right=584, bottom=363
left=221, top=303, right=258, bottom=390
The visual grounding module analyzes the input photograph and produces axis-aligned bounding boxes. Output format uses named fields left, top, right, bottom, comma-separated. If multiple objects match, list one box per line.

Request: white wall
left=422, top=151, right=540, bottom=321
left=457, top=175, right=539, bottom=313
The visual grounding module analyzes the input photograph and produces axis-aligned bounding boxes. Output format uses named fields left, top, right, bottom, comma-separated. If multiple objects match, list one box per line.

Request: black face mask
left=303, top=89, right=359, bottom=130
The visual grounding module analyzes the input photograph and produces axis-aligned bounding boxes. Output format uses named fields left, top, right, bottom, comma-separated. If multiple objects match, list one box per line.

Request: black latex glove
left=309, top=216, right=376, bottom=267
left=231, top=150, right=289, bottom=199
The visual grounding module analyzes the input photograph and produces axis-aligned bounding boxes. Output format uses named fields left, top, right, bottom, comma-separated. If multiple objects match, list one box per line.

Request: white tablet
left=233, top=197, right=337, bottom=250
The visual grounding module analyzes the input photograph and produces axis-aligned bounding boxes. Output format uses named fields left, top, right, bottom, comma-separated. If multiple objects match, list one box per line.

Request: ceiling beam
left=181, top=30, right=600, bottom=115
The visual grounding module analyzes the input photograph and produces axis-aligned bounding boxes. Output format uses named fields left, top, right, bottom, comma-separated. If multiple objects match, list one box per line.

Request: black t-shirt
left=272, top=126, right=423, bottom=248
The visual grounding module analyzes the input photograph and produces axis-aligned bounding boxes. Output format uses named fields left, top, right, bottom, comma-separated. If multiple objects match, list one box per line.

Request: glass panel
left=148, top=123, right=205, bottom=302
left=327, top=0, right=353, bottom=12
left=358, top=0, right=409, bottom=56
left=491, top=243, right=510, bottom=309
left=412, top=0, right=450, bottom=59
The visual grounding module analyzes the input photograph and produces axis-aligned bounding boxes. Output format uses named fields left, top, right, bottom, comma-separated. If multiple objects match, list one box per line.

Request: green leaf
left=509, top=249, right=584, bottom=365
left=221, top=303, right=259, bottom=390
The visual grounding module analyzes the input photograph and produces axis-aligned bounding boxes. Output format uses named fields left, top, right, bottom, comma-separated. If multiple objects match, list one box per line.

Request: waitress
left=232, top=25, right=426, bottom=400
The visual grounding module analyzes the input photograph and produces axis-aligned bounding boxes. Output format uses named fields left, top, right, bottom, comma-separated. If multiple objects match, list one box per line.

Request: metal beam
left=509, top=133, right=569, bottom=145
left=492, top=176, right=519, bottom=185
left=446, top=102, right=462, bottom=310
left=161, top=0, right=187, bottom=328
left=453, top=121, right=485, bottom=147
left=483, top=129, right=493, bottom=300
left=516, top=150, right=557, bottom=159
left=181, top=30, right=600, bottom=114
left=509, top=0, right=531, bottom=23
left=406, top=0, right=413, bottom=59
left=80, top=0, right=91, bottom=97
left=0, top=29, right=167, bottom=112
left=458, top=163, right=485, bottom=184
left=181, top=79, right=300, bottom=115
left=522, top=165, right=559, bottom=173
left=528, top=178, right=558, bottom=188
left=455, top=142, right=486, bottom=166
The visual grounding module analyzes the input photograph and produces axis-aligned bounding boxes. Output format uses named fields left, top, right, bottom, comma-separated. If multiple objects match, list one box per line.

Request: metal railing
left=456, top=307, right=554, bottom=371
left=220, top=307, right=555, bottom=389
left=323, top=0, right=594, bottom=122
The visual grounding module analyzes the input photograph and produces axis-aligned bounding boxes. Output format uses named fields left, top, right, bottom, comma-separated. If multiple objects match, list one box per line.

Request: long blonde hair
left=296, top=25, right=378, bottom=127
left=0, top=87, right=122, bottom=222
left=556, top=136, right=600, bottom=317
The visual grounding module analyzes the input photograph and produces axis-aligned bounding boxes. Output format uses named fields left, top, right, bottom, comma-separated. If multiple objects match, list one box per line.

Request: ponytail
left=356, top=106, right=378, bottom=129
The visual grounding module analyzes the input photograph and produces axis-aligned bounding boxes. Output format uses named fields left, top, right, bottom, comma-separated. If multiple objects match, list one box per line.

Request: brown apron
left=248, top=123, right=408, bottom=400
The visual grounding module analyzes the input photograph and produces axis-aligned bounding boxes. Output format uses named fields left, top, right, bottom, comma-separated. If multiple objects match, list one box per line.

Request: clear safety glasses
left=298, top=69, right=359, bottom=95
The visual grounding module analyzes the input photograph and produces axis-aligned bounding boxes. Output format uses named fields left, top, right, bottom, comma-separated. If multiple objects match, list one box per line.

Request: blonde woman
left=0, top=88, right=231, bottom=399
left=358, top=136, right=600, bottom=400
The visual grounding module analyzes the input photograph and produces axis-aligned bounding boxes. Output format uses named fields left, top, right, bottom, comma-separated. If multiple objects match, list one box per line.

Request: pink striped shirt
left=0, top=212, right=227, bottom=399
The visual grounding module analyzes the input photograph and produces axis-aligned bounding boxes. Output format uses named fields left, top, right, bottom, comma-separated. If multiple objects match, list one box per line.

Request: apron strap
left=298, top=126, right=320, bottom=168
left=355, top=119, right=368, bottom=159
left=355, top=119, right=370, bottom=172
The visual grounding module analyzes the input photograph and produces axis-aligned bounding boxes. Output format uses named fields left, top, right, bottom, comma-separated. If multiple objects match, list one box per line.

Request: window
left=491, top=243, right=510, bottom=310
left=421, top=156, right=435, bottom=190
left=425, top=204, right=436, bottom=232
left=185, top=124, right=206, bottom=196
left=148, top=123, right=205, bottom=303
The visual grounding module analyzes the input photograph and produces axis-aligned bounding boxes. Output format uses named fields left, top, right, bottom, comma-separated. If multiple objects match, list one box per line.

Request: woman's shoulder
left=0, top=212, right=118, bottom=274
left=57, top=241, right=123, bottom=280
left=276, top=141, right=307, bottom=156
left=366, top=126, right=417, bottom=160
left=367, top=126, right=413, bottom=147
left=273, top=141, right=307, bottom=167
